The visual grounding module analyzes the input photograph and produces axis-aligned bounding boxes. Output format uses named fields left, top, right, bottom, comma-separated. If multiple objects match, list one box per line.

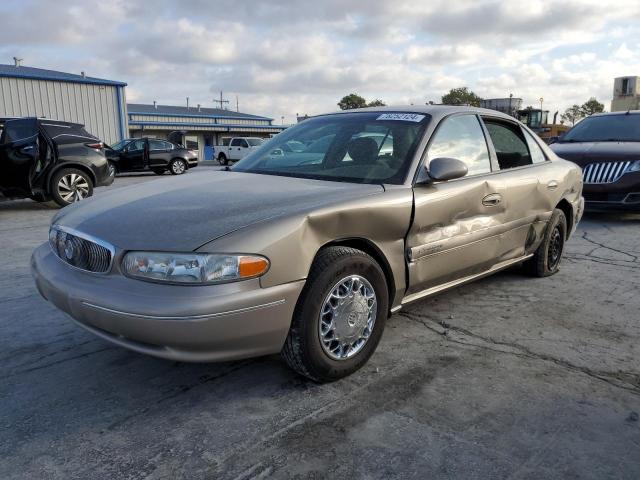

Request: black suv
left=550, top=111, right=640, bottom=211
left=0, top=117, right=113, bottom=207
left=106, top=137, right=198, bottom=176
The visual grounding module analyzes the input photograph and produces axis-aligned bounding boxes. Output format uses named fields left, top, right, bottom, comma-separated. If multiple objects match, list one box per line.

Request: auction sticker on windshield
left=376, top=113, right=426, bottom=122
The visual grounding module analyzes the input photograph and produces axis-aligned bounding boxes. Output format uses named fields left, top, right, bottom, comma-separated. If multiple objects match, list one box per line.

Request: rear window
left=41, top=122, right=98, bottom=144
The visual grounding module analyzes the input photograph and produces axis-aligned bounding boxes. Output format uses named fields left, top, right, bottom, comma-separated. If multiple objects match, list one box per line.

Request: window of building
left=185, top=135, right=198, bottom=150
left=621, top=78, right=630, bottom=95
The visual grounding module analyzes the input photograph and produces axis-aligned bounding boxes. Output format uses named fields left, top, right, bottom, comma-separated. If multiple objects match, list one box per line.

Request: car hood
left=550, top=141, right=640, bottom=166
left=52, top=171, right=384, bottom=251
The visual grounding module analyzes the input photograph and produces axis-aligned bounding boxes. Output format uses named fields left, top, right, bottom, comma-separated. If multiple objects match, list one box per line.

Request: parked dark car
left=0, top=117, right=113, bottom=207
left=550, top=111, right=640, bottom=210
left=106, top=137, right=198, bottom=176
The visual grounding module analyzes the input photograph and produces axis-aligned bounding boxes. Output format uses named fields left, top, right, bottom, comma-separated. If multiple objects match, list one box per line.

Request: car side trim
left=81, top=298, right=286, bottom=321
left=401, top=254, right=533, bottom=305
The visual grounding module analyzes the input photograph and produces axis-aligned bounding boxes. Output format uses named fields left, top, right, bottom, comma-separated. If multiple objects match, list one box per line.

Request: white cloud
left=1, top=0, right=640, bottom=122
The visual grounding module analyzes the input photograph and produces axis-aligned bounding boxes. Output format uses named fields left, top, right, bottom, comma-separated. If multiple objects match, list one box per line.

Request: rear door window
left=483, top=120, right=532, bottom=170
left=1, top=118, right=38, bottom=144
left=523, top=129, right=547, bottom=163
left=149, top=139, right=167, bottom=151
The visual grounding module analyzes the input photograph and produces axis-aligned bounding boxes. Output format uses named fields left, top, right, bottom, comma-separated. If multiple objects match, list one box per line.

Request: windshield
left=246, top=138, right=264, bottom=146
left=109, top=139, right=131, bottom=151
left=561, top=114, right=640, bottom=142
left=232, top=112, right=430, bottom=184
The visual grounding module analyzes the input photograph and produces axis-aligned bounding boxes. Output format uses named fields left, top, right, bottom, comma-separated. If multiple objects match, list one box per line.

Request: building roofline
left=0, top=65, right=127, bottom=87
left=127, top=110, right=273, bottom=121
left=128, top=120, right=286, bottom=129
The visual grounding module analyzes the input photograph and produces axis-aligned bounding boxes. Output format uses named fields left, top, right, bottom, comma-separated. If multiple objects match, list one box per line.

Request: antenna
left=212, top=91, right=230, bottom=110
left=13, top=57, right=23, bottom=67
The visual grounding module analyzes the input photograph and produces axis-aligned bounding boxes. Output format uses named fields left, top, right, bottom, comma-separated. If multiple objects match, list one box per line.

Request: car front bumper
left=31, top=243, right=304, bottom=362
left=582, top=171, right=640, bottom=211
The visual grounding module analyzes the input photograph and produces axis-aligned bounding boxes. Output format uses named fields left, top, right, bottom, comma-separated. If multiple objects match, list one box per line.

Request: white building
left=127, top=103, right=287, bottom=161
left=611, top=76, right=640, bottom=112
left=0, top=62, right=127, bottom=144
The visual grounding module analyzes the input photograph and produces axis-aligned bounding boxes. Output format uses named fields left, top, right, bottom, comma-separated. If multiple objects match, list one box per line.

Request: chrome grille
left=582, top=161, right=630, bottom=184
left=49, top=226, right=113, bottom=273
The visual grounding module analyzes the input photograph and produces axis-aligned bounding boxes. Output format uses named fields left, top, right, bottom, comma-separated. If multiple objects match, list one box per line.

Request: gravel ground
left=1, top=167, right=638, bottom=479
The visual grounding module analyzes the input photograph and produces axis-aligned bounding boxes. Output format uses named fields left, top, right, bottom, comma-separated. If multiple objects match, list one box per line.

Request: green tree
left=561, top=105, right=584, bottom=126
left=441, top=87, right=482, bottom=107
left=367, top=99, right=386, bottom=107
left=338, top=93, right=367, bottom=110
left=580, top=97, right=605, bottom=116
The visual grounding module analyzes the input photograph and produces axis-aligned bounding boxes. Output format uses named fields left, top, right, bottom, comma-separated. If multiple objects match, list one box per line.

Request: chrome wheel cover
left=107, top=162, right=116, bottom=177
left=172, top=160, right=186, bottom=174
left=57, top=173, right=90, bottom=203
left=319, top=275, right=377, bottom=360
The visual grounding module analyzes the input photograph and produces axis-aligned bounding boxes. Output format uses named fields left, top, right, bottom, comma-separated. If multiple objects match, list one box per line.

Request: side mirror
left=426, top=157, right=468, bottom=182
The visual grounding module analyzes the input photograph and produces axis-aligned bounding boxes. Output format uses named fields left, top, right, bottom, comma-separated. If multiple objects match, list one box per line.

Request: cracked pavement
left=1, top=172, right=639, bottom=479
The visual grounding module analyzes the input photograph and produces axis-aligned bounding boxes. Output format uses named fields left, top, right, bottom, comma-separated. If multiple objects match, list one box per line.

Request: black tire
left=152, top=168, right=166, bottom=175
left=282, top=246, right=389, bottom=382
left=218, top=154, right=228, bottom=166
left=525, top=208, right=567, bottom=277
left=50, top=168, right=94, bottom=207
left=169, top=158, right=187, bottom=175
left=107, top=161, right=117, bottom=178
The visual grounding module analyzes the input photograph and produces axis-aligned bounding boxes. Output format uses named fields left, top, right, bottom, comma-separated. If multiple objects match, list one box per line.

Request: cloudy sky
left=1, top=0, right=639, bottom=122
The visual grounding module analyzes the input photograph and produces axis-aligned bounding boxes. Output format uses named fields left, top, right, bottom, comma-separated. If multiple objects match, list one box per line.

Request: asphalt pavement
left=1, top=167, right=638, bottom=479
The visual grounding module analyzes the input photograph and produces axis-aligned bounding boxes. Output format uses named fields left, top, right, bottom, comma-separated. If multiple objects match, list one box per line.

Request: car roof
left=312, top=105, right=516, bottom=122
left=0, top=116, right=84, bottom=128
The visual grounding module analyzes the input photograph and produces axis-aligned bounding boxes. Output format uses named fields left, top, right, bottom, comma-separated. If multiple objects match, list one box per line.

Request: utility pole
left=236, top=95, right=239, bottom=113
left=212, top=91, right=229, bottom=110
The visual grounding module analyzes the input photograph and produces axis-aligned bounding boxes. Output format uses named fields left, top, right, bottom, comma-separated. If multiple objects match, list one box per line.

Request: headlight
left=625, top=160, right=640, bottom=174
left=122, top=252, right=269, bottom=285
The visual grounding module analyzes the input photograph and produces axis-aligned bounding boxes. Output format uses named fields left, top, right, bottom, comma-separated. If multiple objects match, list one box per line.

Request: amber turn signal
left=238, top=256, right=270, bottom=278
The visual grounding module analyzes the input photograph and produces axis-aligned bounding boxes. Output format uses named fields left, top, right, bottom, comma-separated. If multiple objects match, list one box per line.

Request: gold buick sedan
left=32, top=106, right=584, bottom=382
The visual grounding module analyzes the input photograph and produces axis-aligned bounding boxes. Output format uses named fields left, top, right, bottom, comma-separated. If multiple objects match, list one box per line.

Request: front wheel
left=282, top=246, right=388, bottom=382
left=525, top=208, right=567, bottom=277
left=169, top=159, right=187, bottom=175
left=50, top=168, right=94, bottom=207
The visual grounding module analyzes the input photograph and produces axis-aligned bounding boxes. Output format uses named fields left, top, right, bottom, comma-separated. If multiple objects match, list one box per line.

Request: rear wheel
left=50, top=168, right=94, bottom=207
left=282, top=246, right=388, bottom=382
left=169, top=158, right=187, bottom=175
left=107, top=161, right=117, bottom=178
left=525, top=208, right=567, bottom=277
left=218, top=154, right=228, bottom=166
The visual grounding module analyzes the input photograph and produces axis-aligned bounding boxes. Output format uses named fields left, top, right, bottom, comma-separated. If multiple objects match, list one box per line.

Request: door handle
left=482, top=193, right=502, bottom=207
left=547, top=180, right=559, bottom=190
left=21, top=145, right=34, bottom=152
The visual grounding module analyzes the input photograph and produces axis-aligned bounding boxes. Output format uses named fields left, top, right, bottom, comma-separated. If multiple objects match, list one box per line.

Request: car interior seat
left=347, top=137, right=379, bottom=165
